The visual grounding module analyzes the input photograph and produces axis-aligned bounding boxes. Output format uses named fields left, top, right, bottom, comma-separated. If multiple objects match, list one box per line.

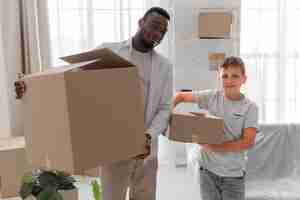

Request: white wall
left=0, top=0, right=24, bottom=137
left=174, top=0, right=241, bottom=91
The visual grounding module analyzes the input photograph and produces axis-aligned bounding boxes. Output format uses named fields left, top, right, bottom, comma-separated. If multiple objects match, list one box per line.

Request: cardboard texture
left=208, top=52, right=226, bottom=71
left=199, top=12, right=232, bottom=39
left=169, top=112, right=224, bottom=144
left=0, top=137, right=31, bottom=198
left=22, top=48, right=146, bottom=174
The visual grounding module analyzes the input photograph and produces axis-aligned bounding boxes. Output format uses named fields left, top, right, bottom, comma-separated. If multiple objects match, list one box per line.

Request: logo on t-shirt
left=233, top=112, right=244, bottom=119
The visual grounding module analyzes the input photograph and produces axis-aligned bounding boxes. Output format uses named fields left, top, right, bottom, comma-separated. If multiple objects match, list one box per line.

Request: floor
left=5, top=136, right=201, bottom=200
left=5, top=165, right=200, bottom=200
left=5, top=136, right=300, bottom=200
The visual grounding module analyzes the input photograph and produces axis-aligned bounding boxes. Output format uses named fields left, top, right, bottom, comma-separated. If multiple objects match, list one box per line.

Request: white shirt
left=130, top=48, right=152, bottom=117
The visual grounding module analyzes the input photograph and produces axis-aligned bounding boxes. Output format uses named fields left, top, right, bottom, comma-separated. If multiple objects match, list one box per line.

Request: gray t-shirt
left=193, top=90, right=258, bottom=177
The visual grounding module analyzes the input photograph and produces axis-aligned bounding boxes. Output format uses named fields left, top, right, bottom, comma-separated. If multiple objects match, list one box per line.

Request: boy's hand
left=201, top=144, right=227, bottom=153
left=134, top=133, right=152, bottom=160
left=14, top=73, right=26, bottom=99
left=201, top=144, right=212, bottom=152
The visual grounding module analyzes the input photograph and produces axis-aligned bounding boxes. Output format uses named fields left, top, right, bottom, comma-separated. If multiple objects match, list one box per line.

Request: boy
left=172, top=56, right=258, bottom=200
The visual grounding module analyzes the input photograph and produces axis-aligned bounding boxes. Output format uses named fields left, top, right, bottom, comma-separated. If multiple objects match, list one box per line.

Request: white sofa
left=246, top=124, right=300, bottom=200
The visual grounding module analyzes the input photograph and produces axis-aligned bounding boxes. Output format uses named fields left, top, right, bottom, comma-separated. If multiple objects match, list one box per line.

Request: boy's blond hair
left=220, top=56, right=245, bottom=75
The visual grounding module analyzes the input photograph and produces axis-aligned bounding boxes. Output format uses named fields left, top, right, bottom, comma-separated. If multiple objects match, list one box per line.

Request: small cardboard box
left=199, top=12, right=232, bottom=39
left=22, top=48, right=146, bottom=174
left=0, top=137, right=31, bottom=198
left=169, top=112, right=224, bottom=144
left=208, top=52, right=226, bottom=71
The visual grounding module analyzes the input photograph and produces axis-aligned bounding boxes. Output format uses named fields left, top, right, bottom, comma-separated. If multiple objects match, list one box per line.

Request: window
left=47, top=0, right=147, bottom=66
left=241, top=0, right=300, bottom=123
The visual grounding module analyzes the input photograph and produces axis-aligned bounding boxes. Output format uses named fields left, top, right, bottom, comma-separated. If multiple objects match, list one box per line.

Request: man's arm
left=201, top=127, right=257, bottom=153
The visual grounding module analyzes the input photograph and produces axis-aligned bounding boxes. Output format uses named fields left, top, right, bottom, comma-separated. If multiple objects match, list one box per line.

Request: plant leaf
left=19, top=182, right=35, bottom=199
left=37, top=187, right=62, bottom=200
left=21, top=172, right=34, bottom=184
left=91, top=180, right=101, bottom=200
left=38, top=171, right=59, bottom=188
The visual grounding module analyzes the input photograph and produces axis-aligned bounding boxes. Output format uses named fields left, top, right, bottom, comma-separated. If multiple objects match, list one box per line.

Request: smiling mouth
left=224, top=85, right=237, bottom=89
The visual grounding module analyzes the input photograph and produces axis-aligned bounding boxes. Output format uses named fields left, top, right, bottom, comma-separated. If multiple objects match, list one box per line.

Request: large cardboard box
left=169, top=112, right=224, bottom=144
left=22, top=48, right=146, bottom=174
left=198, top=12, right=232, bottom=39
left=0, top=137, right=31, bottom=198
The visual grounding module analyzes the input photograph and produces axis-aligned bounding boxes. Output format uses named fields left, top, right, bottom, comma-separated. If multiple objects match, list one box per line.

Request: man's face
left=138, top=12, right=169, bottom=49
left=220, top=66, right=246, bottom=95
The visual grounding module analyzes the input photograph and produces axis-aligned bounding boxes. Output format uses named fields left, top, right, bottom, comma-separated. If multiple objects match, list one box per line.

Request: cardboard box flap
left=23, top=60, right=99, bottom=79
left=60, top=48, right=134, bottom=69
left=0, top=137, right=25, bottom=151
left=171, top=112, right=205, bottom=119
left=190, top=112, right=206, bottom=117
left=172, top=111, right=195, bottom=117
left=205, top=114, right=222, bottom=120
left=190, top=112, right=221, bottom=120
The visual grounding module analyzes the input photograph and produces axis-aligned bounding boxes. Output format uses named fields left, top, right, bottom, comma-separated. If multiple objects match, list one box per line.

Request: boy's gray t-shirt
left=193, top=90, right=258, bottom=177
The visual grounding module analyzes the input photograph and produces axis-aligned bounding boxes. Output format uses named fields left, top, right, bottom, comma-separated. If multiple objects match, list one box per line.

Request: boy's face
left=220, top=65, right=246, bottom=95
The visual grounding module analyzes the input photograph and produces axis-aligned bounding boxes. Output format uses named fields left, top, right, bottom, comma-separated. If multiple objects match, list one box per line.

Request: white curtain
left=0, top=0, right=52, bottom=138
left=20, top=0, right=52, bottom=73
left=0, top=19, right=12, bottom=138
left=241, top=0, right=300, bottom=124
left=47, top=0, right=174, bottom=66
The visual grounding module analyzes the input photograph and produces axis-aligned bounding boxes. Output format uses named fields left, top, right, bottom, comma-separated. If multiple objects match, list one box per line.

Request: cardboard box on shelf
left=199, top=12, right=232, bottom=39
left=208, top=52, right=226, bottom=71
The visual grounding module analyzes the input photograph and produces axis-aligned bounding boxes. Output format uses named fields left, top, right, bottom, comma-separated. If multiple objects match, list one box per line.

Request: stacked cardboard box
left=0, top=137, right=31, bottom=198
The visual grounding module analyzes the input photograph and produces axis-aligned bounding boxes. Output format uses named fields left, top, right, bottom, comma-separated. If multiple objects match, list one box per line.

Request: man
left=15, top=7, right=173, bottom=200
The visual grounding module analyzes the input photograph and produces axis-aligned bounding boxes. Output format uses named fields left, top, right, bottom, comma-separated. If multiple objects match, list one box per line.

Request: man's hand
left=134, top=133, right=152, bottom=160
left=201, top=144, right=213, bottom=152
left=14, top=74, right=26, bottom=99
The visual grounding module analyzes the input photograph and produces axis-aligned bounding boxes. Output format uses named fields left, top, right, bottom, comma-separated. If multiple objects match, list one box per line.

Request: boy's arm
left=172, top=92, right=197, bottom=109
left=201, top=127, right=257, bottom=153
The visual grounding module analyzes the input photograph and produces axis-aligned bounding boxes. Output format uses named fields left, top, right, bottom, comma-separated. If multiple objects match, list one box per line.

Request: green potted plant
left=19, top=169, right=77, bottom=200
left=91, top=180, right=101, bottom=200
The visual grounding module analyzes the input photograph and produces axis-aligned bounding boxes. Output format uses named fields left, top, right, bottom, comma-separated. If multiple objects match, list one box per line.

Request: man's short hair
left=144, top=7, right=170, bottom=21
left=221, top=56, right=246, bottom=75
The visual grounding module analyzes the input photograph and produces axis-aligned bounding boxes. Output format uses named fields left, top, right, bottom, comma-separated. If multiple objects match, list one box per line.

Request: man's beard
left=139, top=30, right=160, bottom=49
left=141, top=37, right=155, bottom=49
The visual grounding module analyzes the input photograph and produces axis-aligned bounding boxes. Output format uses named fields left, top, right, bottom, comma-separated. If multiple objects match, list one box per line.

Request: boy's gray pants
left=199, top=167, right=245, bottom=200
